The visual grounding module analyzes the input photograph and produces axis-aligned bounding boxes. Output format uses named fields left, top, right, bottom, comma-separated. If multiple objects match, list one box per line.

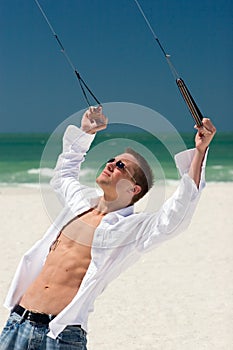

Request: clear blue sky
left=1, top=0, right=232, bottom=132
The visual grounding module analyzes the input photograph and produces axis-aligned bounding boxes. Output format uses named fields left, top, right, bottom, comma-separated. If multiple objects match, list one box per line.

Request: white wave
left=79, top=169, right=96, bottom=177
left=20, top=183, right=41, bottom=189
left=165, top=179, right=180, bottom=186
left=211, top=165, right=224, bottom=170
left=27, top=167, right=96, bottom=178
left=27, top=168, right=54, bottom=177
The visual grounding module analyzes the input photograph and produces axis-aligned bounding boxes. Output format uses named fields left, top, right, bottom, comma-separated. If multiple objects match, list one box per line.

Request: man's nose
left=107, top=162, right=115, bottom=172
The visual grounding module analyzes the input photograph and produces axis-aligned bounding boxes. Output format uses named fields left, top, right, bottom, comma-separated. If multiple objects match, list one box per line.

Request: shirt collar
left=115, top=205, right=134, bottom=217
left=101, top=205, right=134, bottom=224
left=87, top=189, right=134, bottom=221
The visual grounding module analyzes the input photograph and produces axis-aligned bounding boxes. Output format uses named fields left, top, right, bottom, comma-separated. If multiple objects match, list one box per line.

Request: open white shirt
left=4, top=125, right=207, bottom=339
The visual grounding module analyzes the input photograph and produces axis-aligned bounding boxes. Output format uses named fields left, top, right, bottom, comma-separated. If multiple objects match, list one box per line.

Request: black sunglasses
left=107, top=158, right=137, bottom=184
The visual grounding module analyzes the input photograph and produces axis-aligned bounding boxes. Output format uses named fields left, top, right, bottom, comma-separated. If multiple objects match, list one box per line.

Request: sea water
left=0, top=131, right=232, bottom=186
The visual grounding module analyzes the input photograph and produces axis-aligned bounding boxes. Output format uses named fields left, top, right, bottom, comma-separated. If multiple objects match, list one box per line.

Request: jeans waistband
left=12, top=304, right=56, bottom=325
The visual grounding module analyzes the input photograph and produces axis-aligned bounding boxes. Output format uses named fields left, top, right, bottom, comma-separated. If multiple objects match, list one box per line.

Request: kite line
left=34, top=0, right=203, bottom=125
left=34, top=0, right=101, bottom=107
left=134, top=0, right=203, bottom=127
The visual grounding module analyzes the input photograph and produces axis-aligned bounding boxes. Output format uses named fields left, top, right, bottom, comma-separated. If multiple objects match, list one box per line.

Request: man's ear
left=132, top=185, right=141, bottom=196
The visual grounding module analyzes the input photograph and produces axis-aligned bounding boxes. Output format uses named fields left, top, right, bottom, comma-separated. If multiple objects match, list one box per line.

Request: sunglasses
left=107, top=158, right=137, bottom=184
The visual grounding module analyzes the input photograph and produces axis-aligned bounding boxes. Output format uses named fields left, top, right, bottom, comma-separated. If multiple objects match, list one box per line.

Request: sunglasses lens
left=106, top=158, right=136, bottom=183
left=116, top=161, right=125, bottom=169
left=106, top=159, right=125, bottom=170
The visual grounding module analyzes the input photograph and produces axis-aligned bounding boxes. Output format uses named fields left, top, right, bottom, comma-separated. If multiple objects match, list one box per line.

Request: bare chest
left=61, top=209, right=104, bottom=247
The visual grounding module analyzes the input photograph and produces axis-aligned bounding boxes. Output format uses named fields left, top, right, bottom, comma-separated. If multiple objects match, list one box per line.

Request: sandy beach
left=0, top=182, right=232, bottom=349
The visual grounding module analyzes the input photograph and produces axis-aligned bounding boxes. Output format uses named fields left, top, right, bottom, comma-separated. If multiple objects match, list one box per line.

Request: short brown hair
left=125, top=147, right=154, bottom=204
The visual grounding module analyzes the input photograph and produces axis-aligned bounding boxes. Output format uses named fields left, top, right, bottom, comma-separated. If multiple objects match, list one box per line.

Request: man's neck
left=95, top=196, right=130, bottom=215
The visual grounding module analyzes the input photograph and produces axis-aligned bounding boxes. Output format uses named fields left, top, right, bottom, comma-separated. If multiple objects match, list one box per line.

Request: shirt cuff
left=63, top=125, right=96, bottom=152
left=174, top=148, right=209, bottom=190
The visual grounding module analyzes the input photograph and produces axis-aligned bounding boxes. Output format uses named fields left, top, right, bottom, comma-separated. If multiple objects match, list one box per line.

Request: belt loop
left=22, top=309, right=28, bottom=318
left=19, top=309, right=28, bottom=324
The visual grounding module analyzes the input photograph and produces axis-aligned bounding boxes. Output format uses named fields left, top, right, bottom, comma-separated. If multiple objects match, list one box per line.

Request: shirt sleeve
left=50, top=125, right=95, bottom=207
left=174, top=147, right=209, bottom=191
left=136, top=148, right=208, bottom=253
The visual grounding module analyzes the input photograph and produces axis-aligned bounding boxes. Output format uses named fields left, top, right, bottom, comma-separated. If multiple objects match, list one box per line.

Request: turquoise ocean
left=0, top=131, right=232, bottom=186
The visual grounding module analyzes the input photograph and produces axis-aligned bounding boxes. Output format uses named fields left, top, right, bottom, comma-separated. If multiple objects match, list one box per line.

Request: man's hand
left=194, top=118, right=216, bottom=154
left=189, top=117, right=216, bottom=188
left=81, top=106, right=108, bottom=134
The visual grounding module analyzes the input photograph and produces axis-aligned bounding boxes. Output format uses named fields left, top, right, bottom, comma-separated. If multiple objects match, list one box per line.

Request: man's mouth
left=102, top=170, right=111, bottom=177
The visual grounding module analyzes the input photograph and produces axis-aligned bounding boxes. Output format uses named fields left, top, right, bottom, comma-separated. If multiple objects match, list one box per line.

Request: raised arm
left=188, top=118, right=216, bottom=188
left=50, top=106, right=107, bottom=205
left=136, top=118, right=216, bottom=252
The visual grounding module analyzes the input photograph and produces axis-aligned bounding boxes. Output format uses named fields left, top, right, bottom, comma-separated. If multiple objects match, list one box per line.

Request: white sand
left=0, top=183, right=232, bottom=349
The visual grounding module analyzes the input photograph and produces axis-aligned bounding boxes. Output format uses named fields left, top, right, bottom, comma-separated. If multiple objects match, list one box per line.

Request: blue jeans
left=0, top=312, right=87, bottom=350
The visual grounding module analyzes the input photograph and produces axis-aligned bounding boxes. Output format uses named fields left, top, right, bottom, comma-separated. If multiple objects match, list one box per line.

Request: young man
left=0, top=106, right=216, bottom=349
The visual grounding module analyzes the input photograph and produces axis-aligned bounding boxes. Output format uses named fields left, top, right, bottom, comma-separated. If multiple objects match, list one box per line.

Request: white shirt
left=4, top=125, right=207, bottom=339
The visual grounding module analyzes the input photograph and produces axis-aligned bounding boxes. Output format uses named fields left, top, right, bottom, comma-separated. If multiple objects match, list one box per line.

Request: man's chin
left=96, top=176, right=109, bottom=186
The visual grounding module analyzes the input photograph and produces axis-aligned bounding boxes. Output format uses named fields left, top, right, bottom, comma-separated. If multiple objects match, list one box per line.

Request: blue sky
left=1, top=0, right=232, bottom=132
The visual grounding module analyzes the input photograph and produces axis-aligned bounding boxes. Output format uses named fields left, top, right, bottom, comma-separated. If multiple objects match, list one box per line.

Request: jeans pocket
left=0, top=313, right=22, bottom=348
left=57, top=326, right=86, bottom=349
left=1, top=313, right=21, bottom=334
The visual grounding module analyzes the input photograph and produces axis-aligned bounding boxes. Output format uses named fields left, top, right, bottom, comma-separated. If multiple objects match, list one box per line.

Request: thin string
left=165, top=57, right=180, bottom=80
left=134, top=0, right=179, bottom=79
left=34, top=0, right=101, bottom=106
left=133, top=0, right=203, bottom=125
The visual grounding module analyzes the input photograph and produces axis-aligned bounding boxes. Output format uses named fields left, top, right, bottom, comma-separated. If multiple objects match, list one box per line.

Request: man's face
left=96, top=153, right=139, bottom=200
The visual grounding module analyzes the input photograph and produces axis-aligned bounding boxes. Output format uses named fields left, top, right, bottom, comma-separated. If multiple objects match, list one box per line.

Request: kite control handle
left=176, top=78, right=203, bottom=127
